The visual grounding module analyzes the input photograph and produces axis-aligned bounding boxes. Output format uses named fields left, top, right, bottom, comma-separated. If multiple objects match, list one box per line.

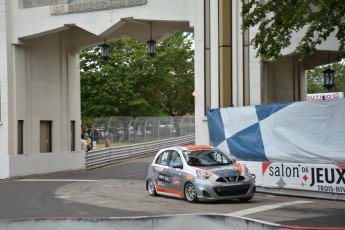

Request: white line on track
left=56, top=194, right=95, bottom=199
left=17, top=179, right=97, bottom=182
left=227, top=200, right=314, bottom=217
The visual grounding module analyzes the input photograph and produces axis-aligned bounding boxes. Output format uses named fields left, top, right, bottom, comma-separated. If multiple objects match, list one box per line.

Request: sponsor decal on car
left=158, top=181, right=165, bottom=187
left=186, top=174, right=193, bottom=179
left=210, top=166, right=235, bottom=172
left=209, top=166, right=242, bottom=177
left=172, top=177, right=181, bottom=188
left=219, top=171, right=239, bottom=177
left=155, top=166, right=164, bottom=172
left=158, top=174, right=171, bottom=183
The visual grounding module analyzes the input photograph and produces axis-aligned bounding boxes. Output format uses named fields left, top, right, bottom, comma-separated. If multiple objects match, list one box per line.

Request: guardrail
left=85, top=134, right=195, bottom=170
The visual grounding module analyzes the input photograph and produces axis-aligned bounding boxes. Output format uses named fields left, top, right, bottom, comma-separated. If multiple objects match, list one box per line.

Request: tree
left=242, top=1, right=345, bottom=61
left=307, top=61, right=345, bottom=93
left=307, top=67, right=324, bottom=93
left=80, top=32, right=194, bottom=123
left=154, top=33, right=194, bottom=116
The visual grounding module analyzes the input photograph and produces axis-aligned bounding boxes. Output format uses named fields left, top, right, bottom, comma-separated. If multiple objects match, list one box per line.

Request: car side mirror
left=173, top=162, right=183, bottom=169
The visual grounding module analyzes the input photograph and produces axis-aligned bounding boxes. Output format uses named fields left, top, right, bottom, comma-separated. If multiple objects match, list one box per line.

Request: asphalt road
left=0, top=156, right=344, bottom=229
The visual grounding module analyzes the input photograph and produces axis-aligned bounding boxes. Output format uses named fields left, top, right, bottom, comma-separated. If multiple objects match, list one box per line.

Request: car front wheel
left=148, top=179, right=157, bottom=196
left=184, top=182, right=198, bottom=203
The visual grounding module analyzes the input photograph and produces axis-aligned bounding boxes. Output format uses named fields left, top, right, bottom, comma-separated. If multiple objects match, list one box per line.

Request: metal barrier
left=85, top=134, right=195, bottom=170
left=88, top=116, right=195, bottom=146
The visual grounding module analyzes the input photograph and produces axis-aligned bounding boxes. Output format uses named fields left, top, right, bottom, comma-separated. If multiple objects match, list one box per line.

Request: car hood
left=192, top=164, right=242, bottom=177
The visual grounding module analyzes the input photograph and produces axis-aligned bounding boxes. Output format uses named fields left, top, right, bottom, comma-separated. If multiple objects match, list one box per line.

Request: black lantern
left=147, top=39, right=156, bottom=57
left=322, top=66, right=335, bottom=91
left=147, top=22, right=156, bottom=57
left=100, top=40, right=110, bottom=59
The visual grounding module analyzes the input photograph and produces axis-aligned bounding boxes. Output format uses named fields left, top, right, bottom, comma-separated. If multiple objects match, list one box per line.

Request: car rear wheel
left=184, top=182, right=198, bottom=203
left=148, top=179, right=157, bottom=196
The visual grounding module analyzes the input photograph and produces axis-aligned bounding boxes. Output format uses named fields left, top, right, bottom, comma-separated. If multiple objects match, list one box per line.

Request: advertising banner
left=207, top=99, right=345, bottom=164
left=307, top=92, right=344, bottom=101
left=239, top=161, right=345, bottom=194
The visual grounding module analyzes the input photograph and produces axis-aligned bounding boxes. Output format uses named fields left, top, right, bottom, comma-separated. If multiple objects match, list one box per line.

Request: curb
left=1, top=214, right=344, bottom=230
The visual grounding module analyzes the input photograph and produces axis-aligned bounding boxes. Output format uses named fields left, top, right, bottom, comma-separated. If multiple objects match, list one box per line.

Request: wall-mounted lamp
left=323, top=66, right=335, bottom=91
left=147, top=22, right=156, bottom=57
left=322, top=52, right=335, bottom=91
left=100, top=39, right=110, bottom=59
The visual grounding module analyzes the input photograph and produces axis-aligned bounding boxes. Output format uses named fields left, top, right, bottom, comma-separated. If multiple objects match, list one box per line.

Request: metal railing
left=86, top=116, right=195, bottom=147
left=85, top=134, right=195, bottom=170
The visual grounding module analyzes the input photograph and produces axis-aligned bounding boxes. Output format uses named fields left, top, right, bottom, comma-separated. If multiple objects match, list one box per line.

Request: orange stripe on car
left=183, top=145, right=212, bottom=150
left=233, top=163, right=243, bottom=174
left=156, top=185, right=184, bottom=197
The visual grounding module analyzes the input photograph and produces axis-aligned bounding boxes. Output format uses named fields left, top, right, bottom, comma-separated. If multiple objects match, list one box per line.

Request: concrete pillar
left=219, top=0, right=232, bottom=108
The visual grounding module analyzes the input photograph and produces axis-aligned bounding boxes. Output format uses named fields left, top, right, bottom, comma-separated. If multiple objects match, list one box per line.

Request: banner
left=207, top=99, right=345, bottom=163
left=307, top=92, right=344, bottom=101
left=239, top=161, right=345, bottom=194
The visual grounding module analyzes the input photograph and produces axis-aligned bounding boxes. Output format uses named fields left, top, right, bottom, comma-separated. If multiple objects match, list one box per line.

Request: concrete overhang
left=100, top=18, right=193, bottom=43
left=11, top=0, right=194, bottom=46
left=18, top=18, right=193, bottom=50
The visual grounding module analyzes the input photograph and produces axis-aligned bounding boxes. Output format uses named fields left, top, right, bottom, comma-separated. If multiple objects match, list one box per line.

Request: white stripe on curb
left=227, top=200, right=314, bottom=217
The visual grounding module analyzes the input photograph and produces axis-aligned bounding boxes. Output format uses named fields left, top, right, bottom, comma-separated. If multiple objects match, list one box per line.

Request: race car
left=146, top=145, right=255, bottom=202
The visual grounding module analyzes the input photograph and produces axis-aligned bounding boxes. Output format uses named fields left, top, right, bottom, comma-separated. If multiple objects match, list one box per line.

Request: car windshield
left=182, top=149, right=233, bottom=166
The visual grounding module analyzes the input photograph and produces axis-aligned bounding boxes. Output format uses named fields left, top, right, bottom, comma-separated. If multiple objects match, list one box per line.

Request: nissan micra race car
left=146, top=145, right=255, bottom=202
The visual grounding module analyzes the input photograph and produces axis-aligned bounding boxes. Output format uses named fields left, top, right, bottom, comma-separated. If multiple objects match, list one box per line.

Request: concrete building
left=0, top=0, right=340, bottom=179
left=194, top=1, right=341, bottom=145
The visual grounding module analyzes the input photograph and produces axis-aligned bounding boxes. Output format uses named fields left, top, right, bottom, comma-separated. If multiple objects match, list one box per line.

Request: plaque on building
left=22, top=0, right=148, bottom=14
left=23, top=0, right=65, bottom=8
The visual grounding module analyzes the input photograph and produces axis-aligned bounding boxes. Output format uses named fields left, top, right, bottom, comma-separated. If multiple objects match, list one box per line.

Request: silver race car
left=146, top=145, right=256, bottom=202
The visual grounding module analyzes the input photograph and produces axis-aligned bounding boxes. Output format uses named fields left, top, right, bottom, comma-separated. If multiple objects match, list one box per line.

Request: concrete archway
left=1, top=0, right=341, bottom=179
left=0, top=0, right=194, bottom=179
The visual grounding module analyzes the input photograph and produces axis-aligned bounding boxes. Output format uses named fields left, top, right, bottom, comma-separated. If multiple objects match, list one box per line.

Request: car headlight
left=196, top=169, right=214, bottom=180
left=243, top=165, right=251, bottom=178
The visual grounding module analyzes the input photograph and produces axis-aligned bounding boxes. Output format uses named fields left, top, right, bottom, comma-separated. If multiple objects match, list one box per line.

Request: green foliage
left=80, top=32, right=194, bottom=123
left=307, top=67, right=325, bottom=93
left=242, top=1, right=345, bottom=61
left=307, top=61, right=345, bottom=93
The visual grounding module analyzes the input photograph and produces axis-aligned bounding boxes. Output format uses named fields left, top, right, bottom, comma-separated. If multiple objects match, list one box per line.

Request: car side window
left=155, top=151, right=169, bottom=166
left=168, top=151, right=182, bottom=167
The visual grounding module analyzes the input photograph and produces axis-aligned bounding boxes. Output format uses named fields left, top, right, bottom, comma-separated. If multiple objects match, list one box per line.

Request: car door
left=153, top=150, right=173, bottom=194
left=153, top=150, right=184, bottom=198
left=165, top=150, right=184, bottom=197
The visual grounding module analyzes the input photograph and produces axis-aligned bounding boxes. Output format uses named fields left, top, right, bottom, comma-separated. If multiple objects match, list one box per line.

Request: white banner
left=239, top=161, right=345, bottom=194
left=307, top=92, right=344, bottom=101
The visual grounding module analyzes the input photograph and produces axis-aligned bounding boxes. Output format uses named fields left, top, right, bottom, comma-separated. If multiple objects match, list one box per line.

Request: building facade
left=0, top=0, right=340, bottom=179
left=194, top=0, right=341, bottom=144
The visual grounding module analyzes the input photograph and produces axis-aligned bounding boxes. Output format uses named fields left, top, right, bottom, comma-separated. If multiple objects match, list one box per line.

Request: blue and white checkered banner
left=207, top=99, right=345, bottom=163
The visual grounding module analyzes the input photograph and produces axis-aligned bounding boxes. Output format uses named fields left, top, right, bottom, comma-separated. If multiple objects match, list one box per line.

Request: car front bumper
left=194, top=176, right=256, bottom=202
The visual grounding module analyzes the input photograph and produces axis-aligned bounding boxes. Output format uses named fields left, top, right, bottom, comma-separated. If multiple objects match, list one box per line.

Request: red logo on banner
left=262, top=162, right=272, bottom=175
